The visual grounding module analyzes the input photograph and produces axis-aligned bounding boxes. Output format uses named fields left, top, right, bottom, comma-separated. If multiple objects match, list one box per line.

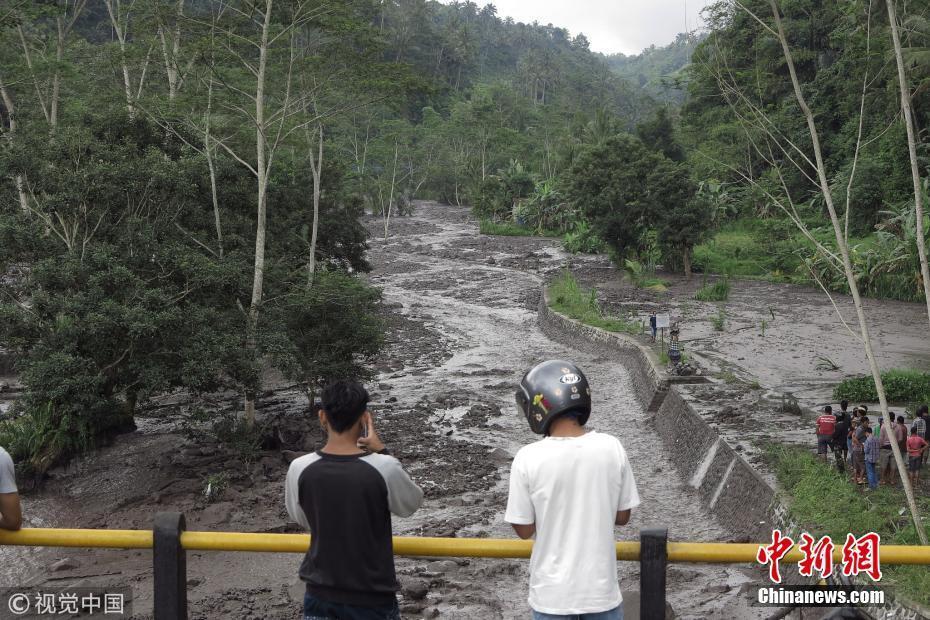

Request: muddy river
left=4, top=202, right=772, bottom=618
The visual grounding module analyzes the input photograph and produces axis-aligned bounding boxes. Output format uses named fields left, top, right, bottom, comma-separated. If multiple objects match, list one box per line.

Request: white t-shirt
left=0, top=447, right=16, bottom=494
left=504, top=431, right=640, bottom=615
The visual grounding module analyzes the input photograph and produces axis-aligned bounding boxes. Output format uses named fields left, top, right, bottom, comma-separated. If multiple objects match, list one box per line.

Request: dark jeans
left=866, top=461, right=878, bottom=489
left=303, top=593, right=400, bottom=620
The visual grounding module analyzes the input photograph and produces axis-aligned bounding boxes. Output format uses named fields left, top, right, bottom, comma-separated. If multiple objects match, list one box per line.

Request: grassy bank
left=548, top=271, right=641, bottom=335
left=693, top=220, right=801, bottom=279
left=479, top=219, right=560, bottom=237
left=766, top=445, right=930, bottom=605
left=834, top=369, right=930, bottom=406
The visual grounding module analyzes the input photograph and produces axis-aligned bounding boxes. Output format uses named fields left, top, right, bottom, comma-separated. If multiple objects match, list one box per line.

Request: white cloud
left=472, top=0, right=715, bottom=55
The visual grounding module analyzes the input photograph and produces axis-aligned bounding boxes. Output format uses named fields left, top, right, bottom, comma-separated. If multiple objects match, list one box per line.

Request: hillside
left=603, top=33, right=704, bottom=104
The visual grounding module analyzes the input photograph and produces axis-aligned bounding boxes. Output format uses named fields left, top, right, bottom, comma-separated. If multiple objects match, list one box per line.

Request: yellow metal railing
left=3, top=528, right=930, bottom=565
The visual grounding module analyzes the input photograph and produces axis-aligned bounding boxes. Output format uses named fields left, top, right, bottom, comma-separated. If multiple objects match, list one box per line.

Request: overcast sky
left=472, top=0, right=715, bottom=56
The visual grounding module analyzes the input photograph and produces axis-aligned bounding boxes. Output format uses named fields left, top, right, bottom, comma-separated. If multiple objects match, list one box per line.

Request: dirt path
left=5, top=202, right=766, bottom=619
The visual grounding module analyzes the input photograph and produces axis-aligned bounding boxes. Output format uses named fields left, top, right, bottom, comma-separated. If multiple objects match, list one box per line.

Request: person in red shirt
left=815, top=405, right=836, bottom=461
left=906, top=425, right=929, bottom=485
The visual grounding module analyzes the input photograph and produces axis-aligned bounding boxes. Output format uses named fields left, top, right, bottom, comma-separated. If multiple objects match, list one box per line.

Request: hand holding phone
left=357, top=411, right=385, bottom=453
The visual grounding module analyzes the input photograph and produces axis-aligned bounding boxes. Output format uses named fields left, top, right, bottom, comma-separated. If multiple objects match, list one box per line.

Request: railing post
left=154, top=512, right=188, bottom=620
left=640, top=528, right=668, bottom=620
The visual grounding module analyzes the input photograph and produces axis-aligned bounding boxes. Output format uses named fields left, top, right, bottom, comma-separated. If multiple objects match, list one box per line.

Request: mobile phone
left=360, top=418, right=368, bottom=438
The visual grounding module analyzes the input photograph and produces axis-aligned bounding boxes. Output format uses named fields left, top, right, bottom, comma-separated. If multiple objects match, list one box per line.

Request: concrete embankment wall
left=538, top=289, right=774, bottom=540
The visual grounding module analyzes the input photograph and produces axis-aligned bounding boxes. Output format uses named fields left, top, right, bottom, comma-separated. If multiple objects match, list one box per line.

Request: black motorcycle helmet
left=515, top=360, right=592, bottom=435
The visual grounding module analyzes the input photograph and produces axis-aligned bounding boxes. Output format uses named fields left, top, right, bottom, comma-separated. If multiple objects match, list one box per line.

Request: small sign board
left=655, top=314, right=671, bottom=329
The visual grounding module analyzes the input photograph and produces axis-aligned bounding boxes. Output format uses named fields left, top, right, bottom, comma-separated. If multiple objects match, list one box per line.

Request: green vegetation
left=834, top=370, right=930, bottom=405
left=603, top=33, right=704, bottom=104
left=564, top=131, right=711, bottom=277
left=694, top=280, right=731, bottom=302
left=692, top=219, right=806, bottom=281
left=479, top=220, right=558, bottom=237
left=623, top=260, right=669, bottom=292
left=0, top=404, right=93, bottom=478
left=548, top=272, right=639, bottom=335
left=710, top=307, right=727, bottom=331
left=203, top=472, right=230, bottom=503
left=563, top=221, right=607, bottom=254
left=767, top=445, right=930, bottom=605
left=683, top=1, right=930, bottom=302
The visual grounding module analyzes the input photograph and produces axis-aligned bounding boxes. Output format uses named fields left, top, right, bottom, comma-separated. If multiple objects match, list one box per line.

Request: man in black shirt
left=286, top=381, right=423, bottom=620
left=832, top=410, right=850, bottom=473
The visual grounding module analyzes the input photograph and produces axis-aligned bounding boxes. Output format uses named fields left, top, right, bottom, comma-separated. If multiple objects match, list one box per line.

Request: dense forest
left=0, top=0, right=663, bottom=469
left=604, top=32, right=704, bottom=104
left=1, top=0, right=929, bottom=471
left=681, top=0, right=930, bottom=302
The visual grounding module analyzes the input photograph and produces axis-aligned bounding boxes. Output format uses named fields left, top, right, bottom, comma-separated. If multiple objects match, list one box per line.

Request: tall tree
left=885, top=0, right=930, bottom=332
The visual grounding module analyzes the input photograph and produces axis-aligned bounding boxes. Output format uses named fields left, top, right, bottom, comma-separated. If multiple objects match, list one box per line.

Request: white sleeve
left=0, top=448, right=16, bottom=494
left=615, top=443, right=641, bottom=512
left=361, top=454, right=424, bottom=517
left=284, top=458, right=310, bottom=530
left=381, top=457, right=424, bottom=518
left=504, top=452, right=534, bottom=525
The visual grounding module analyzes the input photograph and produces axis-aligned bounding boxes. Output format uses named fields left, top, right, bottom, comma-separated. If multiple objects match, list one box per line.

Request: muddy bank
left=572, top=266, right=930, bottom=405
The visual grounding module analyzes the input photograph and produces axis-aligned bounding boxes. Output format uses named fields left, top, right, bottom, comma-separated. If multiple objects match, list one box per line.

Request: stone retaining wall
left=539, top=289, right=775, bottom=539
left=537, top=292, right=665, bottom=412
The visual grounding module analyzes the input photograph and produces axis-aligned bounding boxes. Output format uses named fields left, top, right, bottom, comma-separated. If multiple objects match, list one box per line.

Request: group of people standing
left=815, top=400, right=930, bottom=489
left=287, top=360, right=639, bottom=620
left=3, top=359, right=635, bottom=620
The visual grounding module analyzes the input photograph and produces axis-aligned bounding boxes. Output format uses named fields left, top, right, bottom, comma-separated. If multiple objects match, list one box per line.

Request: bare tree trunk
left=0, top=76, right=28, bottom=213
left=104, top=0, right=136, bottom=117
left=18, top=25, right=50, bottom=124
left=682, top=246, right=692, bottom=278
left=243, top=0, right=274, bottom=427
left=50, top=17, right=64, bottom=129
left=383, top=141, right=399, bottom=239
left=53, top=2, right=86, bottom=128
left=308, top=123, right=323, bottom=285
left=766, top=0, right=927, bottom=544
left=158, top=0, right=185, bottom=101
left=885, top=0, right=930, bottom=328
left=204, top=80, right=223, bottom=258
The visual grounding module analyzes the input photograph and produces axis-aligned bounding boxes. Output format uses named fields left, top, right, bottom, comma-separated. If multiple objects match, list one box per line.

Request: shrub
left=548, top=271, right=639, bottom=335
left=710, top=306, right=726, bottom=331
left=833, top=369, right=930, bottom=405
left=0, top=402, right=94, bottom=478
left=623, top=259, right=669, bottom=292
left=694, top=279, right=731, bottom=301
left=480, top=219, right=559, bottom=237
left=563, top=220, right=606, bottom=254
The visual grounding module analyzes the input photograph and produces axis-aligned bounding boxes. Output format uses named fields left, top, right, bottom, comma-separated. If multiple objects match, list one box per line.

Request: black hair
left=550, top=408, right=586, bottom=427
left=864, top=426, right=872, bottom=434
left=320, top=380, right=369, bottom=433
left=897, top=415, right=905, bottom=424
left=861, top=416, right=869, bottom=424
left=840, top=400, right=848, bottom=411
left=824, top=405, right=833, bottom=414
left=919, top=405, right=929, bottom=416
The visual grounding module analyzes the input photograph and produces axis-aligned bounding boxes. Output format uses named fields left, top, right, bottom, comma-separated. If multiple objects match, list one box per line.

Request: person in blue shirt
left=863, top=427, right=880, bottom=490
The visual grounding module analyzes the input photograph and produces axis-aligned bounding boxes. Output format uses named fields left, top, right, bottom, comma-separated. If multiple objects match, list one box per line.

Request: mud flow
left=4, top=202, right=766, bottom=619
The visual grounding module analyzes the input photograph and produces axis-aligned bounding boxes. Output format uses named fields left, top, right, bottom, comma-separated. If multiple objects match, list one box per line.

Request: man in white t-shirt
left=506, top=360, right=640, bottom=620
left=0, top=446, right=22, bottom=530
